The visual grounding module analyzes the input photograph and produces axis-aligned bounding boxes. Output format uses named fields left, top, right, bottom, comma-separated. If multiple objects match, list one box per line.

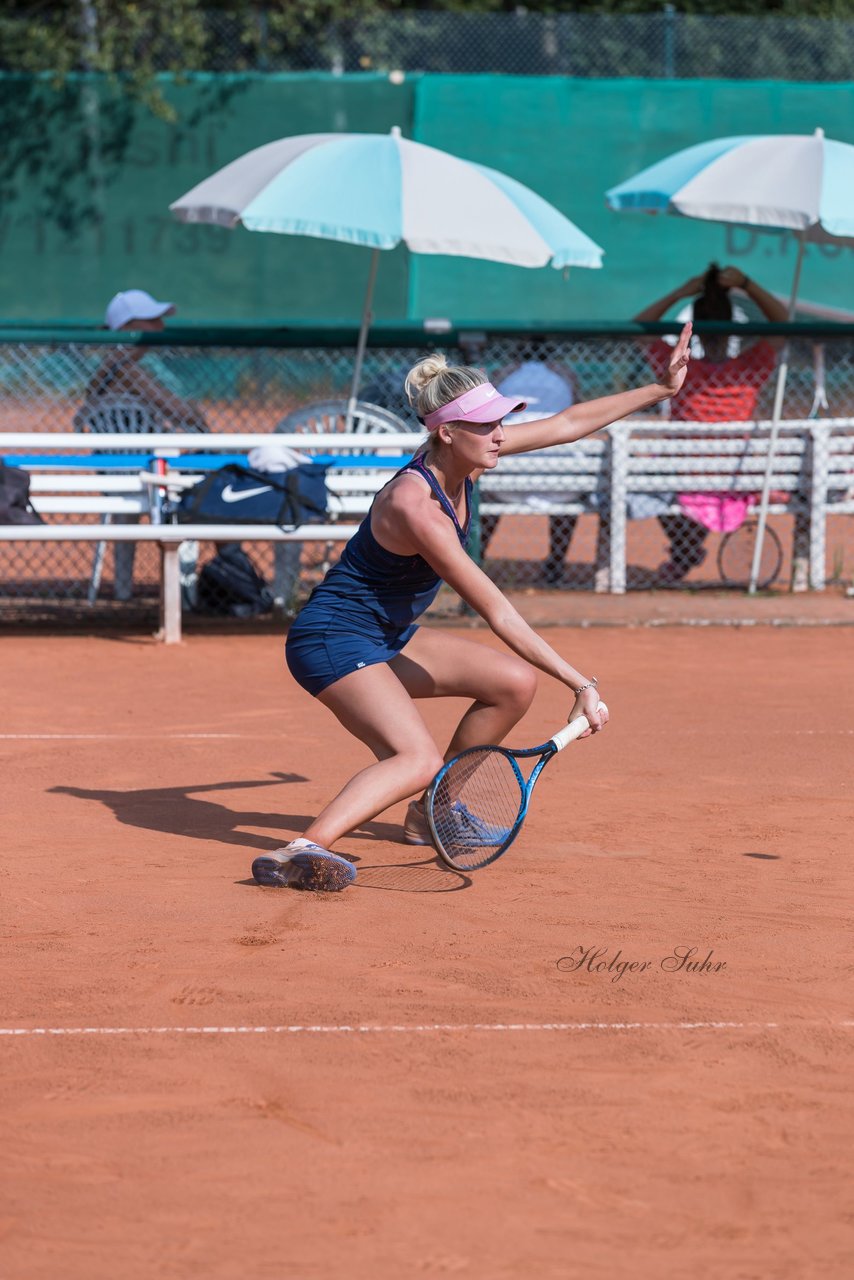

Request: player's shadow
left=49, top=771, right=400, bottom=855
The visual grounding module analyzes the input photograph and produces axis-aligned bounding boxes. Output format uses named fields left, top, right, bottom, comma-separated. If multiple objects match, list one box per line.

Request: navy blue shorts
left=286, top=623, right=418, bottom=697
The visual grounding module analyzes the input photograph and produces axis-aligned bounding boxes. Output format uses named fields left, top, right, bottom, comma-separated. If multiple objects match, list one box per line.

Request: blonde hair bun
left=404, top=354, right=487, bottom=422
left=404, top=353, right=449, bottom=406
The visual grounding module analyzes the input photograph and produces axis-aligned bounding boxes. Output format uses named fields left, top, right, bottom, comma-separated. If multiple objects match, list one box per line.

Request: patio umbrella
left=170, top=127, right=603, bottom=424
left=606, top=128, right=854, bottom=591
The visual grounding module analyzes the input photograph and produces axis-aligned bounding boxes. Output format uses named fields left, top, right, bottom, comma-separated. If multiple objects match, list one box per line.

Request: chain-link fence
left=4, top=9, right=854, bottom=81
left=237, top=10, right=854, bottom=81
left=1, top=325, right=852, bottom=627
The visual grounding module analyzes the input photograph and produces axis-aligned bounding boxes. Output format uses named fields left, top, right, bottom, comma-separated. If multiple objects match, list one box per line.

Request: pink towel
left=678, top=492, right=753, bottom=533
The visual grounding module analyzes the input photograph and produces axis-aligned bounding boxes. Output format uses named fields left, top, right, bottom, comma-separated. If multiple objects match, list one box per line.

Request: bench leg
left=158, top=543, right=182, bottom=644
left=273, top=541, right=303, bottom=611
left=88, top=538, right=108, bottom=606
left=608, top=426, right=628, bottom=595
left=88, top=511, right=114, bottom=606
left=114, top=538, right=136, bottom=602
left=807, top=424, right=830, bottom=592
left=593, top=514, right=611, bottom=593
left=178, top=539, right=200, bottom=610
left=791, top=513, right=810, bottom=593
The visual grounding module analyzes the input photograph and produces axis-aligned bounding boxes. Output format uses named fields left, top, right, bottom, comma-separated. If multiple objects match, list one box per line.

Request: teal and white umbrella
left=606, top=129, right=854, bottom=242
left=171, top=128, right=603, bottom=417
left=607, top=128, right=854, bottom=591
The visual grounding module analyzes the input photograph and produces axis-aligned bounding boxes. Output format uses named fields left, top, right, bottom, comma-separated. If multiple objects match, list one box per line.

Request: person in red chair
left=634, top=264, right=787, bottom=583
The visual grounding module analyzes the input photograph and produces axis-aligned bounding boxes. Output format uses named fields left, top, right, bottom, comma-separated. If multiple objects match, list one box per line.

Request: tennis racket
left=425, top=704, right=608, bottom=872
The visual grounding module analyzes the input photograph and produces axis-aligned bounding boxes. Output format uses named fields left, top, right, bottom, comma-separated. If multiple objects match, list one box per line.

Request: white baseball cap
left=105, top=289, right=175, bottom=330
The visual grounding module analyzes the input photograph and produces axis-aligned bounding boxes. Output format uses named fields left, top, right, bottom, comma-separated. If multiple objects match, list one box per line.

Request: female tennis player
left=253, top=324, right=692, bottom=890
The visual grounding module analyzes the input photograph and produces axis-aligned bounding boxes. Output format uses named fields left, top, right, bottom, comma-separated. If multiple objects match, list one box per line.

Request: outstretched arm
left=500, top=322, right=692, bottom=455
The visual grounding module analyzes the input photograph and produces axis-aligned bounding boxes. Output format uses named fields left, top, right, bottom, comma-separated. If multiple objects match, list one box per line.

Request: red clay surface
left=2, top=625, right=853, bottom=1279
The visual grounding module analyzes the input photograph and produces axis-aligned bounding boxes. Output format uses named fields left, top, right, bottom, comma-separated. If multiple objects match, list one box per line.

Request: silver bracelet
left=574, top=677, right=598, bottom=695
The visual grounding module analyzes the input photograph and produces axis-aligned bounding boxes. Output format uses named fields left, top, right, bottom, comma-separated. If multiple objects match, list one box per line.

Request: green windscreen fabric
left=412, top=75, right=854, bottom=323
left=2, top=71, right=854, bottom=324
left=0, top=72, right=414, bottom=325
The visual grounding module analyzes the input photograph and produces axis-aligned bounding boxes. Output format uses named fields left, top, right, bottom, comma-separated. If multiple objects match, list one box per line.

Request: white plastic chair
left=74, top=398, right=164, bottom=604
left=77, top=397, right=165, bottom=437
left=76, top=396, right=203, bottom=606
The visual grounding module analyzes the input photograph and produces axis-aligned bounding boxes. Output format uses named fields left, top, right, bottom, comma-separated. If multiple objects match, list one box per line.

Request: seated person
left=77, top=288, right=207, bottom=433
left=77, top=289, right=206, bottom=603
left=634, top=264, right=785, bottom=583
left=481, top=349, right=578, bottom=584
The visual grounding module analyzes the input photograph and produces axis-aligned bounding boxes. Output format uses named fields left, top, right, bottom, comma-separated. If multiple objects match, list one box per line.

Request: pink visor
left=422, top=382, right=526, bottom=432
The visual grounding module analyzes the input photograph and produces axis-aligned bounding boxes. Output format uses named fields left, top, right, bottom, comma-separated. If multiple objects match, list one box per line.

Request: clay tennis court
left=2, top=616, right=852, bottom=1278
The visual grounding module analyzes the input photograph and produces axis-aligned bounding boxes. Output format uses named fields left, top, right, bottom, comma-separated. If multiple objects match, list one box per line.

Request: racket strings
left=430, top=749, right=525, bottom=871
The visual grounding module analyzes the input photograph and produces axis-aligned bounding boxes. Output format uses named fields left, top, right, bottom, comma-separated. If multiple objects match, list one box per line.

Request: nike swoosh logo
left=220, top=484, right=274, bottom=503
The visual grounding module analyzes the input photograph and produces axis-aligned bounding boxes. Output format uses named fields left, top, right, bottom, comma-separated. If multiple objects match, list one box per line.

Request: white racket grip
left=549, top=701, right=608, bottom=752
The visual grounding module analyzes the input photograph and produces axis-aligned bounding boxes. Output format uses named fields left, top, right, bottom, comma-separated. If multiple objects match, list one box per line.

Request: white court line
left=645, top=618, right=854, bottom=629
left=1, top=731, right=852, bottom=741
left=0, top=733, right=247, bottom=740
left=1, top=1020, right=852, bottom=1039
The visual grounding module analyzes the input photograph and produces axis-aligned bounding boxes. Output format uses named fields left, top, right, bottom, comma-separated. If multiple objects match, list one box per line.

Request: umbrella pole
left=346, top=248, right=381, bottom=431
left=748, top=232, right=806, bottom=595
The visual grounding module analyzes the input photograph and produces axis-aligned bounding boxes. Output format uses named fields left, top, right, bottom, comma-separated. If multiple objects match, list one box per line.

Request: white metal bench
left=1, top=421, right=851, bottom=642
left=616, top=418, right=853, bottom=593
left=475, top=419, right=851, bottom=593
left=479, top=436, right=612, bottom=591
left=0, top=432, right=407, bottom=642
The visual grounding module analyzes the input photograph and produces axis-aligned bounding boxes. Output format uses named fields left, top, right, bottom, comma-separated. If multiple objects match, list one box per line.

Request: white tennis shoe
left=403, top=800, right=431, bottom=845
left=251, top=839, right=356, bottom=891
left=404, top=799, right=509, bottom=849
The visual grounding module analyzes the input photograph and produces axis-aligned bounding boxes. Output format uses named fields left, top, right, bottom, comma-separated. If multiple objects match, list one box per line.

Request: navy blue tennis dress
left=286, top=455, right=472, bottom=696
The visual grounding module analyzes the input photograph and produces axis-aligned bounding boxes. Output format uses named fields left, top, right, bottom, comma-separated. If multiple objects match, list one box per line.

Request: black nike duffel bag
left=173, top=463, right=330, bottom=528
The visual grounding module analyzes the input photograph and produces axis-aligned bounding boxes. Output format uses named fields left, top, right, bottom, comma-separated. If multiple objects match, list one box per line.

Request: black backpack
left=0, top=462, right=44, bottom=525
left=195, top=544, right=274, bottom=618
